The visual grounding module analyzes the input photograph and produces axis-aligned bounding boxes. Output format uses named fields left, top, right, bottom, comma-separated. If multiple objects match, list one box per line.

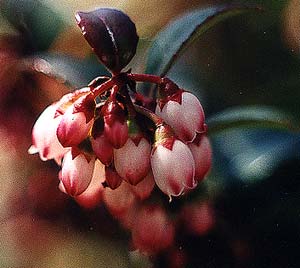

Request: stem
left=91, top=78, right=115, bottom=97
left=134, top=104, right=163, bottom=126
left=123, top=90, right=137, bottom=118
left=110, top=84, right=119, bottom=101
left=127, top=73, right=163, bottom=84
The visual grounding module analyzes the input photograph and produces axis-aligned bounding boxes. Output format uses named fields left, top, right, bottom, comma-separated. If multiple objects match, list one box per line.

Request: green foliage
left=145, top=5, right=260, bottom=76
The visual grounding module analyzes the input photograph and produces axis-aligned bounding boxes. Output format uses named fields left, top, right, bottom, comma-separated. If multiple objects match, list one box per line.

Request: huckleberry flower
left=102, top=100, right=128, bottom=148
left=188, top=134, right=212, bottom=181
left=91, top=134, right=113, bottom=166
left=180, top=201, right=215, bottom=236
left=74, top=159, right=105, bottom=209
left=60, top=151, right=95, bottom=196
left=156, top=90, right=205, bottom=142
left=104, top=165, right=123, bottom=189
left=129, top=171, right=155, bottom=200
left=57, top=94, right=95, bottom=147
left=28, top=103, right=68, bottom=162
left=114, top=136, right=151, bottom=185
left=103, top=181, right=136, bottom=219
left=131, top=204, right=175, bottom=255
left=151, top=124, right=196, bottom=200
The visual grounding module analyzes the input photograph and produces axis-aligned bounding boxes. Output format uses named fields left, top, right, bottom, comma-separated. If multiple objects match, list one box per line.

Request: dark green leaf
left=207, top=106, right=300, bottom=135
left=23, top=53, right=109, bottom=89
left=76, top=8, right=139, bottom=73
left=145, top=5, right=261, bottom=76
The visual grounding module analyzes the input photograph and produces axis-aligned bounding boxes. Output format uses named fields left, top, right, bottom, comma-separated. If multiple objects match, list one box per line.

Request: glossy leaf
left=207, top=106, right=300, bottom=135
left=211, top=128, right=300, bottom=185
left=76, top=8, right=139, bottom=73
left=145, top=5, right=260, bottom=76
left=24, top=53, right=109, bottom=89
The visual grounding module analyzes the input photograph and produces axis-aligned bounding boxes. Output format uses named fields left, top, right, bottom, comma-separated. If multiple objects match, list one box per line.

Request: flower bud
left=156, top=91, right=205, bottom=142
left=60, top=151, right=95, bottom=196
left=114, top=137, right=151, bottom=185
left=57, top=95, right=95, bottom=147
left=131, top=205, right=175, bottom=254
left=91, top=134, right=113, bottom=166
left=104, top=165, right=123, bottom=189
left=102, top=100, right=128, bottom=148
left=188, top=134, right=212, bottom=181
left=28, top=103, right=68, bottom=162
left=151, top=126, right=196, bottom=200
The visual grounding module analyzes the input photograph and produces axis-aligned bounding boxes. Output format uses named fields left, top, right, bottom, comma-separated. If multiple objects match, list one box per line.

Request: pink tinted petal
left=29, top=104, right=67, bottom=161
left=129, top=171, right=155, bottom=200
left=114, top=138, right=151, bottom=185
left=75, top=160, right=105, bottom=209
left=104, top=120, right=128, bottom=149
left=104, top=165, right=123, bottom=189
left=180, top=201, right=215, bottom=236
left=156, top=92, right=205, bottom=142
left=151, top=139, right=196, bottom=200
left=188, top=135, right=212, bottom=181
left=61, top=151, right=95, bottom=196
left=91, top=134, right=113, bottom=166
left=132, top=205, right=174, bottom=255
left=57, top=104, right=93, bottom=147
left=103, top=182, right=136, bottom=219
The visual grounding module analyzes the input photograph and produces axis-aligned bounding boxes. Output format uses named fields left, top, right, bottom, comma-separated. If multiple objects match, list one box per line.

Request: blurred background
left=0, top=0, right=300, bottom=267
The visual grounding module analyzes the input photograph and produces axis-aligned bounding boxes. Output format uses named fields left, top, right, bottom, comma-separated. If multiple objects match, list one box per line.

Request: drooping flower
left=28, top=103, right=68, bottom=162
left=75, top=159, right=106, bottom=209
left=60, top=151, right=95, bottom=196
left=150, top=125, right=196, bottom=200
left=131, top=204, right=175, bottom=255
left=104, top=165, right=123, bottom=189
left=114, top=137, right=151, bottom=185
left=188, top=134, right=212, bottom=181
left=103, top=181, right=136, bottom=219
left=102, top=100, right=128, bottom=149
left=129, top=171, right=155, bottom=200
left=56, top=94, right=95, bottom=147
left=91, top=134, right=114, bottom=166
left=156, top=90, right=205, bottom=142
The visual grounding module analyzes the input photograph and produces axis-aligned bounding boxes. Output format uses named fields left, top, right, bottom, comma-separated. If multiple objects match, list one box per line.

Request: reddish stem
left=91, top=78, right=115, bottom=96
left=127, top=73, right=163, bottom=84
left=110, top=84, right=119, bottom=101
left=134, top=104, right=163, bottom=126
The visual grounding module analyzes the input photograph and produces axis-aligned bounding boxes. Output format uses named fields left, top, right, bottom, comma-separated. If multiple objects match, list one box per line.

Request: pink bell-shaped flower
left=102, top=100, right=128, bottom=149
left=103, top=181, right=136, bottom=219
left=60, top=151, right=95, bottom=196
left=75, top=159, right=106, bottom=209
left=114, top=136, right=151, bottom=185
left=188, top=134, right=212, bottom=181
left=91, top=134, right=113, bottom=166
left=28, top=103, right=68, bottom=162
left=104, top=165, right=123, bottom=189
left=131, top=204, right=175, bottom=255
left=57, top=94, right=95, bottom=147
left=129, top=171, right=155, bottom=200
left=151, top=125, right=196, bottom=200
left=156, top=90, right=205, bottom=142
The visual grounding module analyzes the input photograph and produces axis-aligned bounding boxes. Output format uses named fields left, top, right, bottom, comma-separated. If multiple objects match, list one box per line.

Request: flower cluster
left=28, top=6, right=213, bottom=256
left=28, top=8, right=212, bottom=202
left=29, top=74, right=211, bottom=202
